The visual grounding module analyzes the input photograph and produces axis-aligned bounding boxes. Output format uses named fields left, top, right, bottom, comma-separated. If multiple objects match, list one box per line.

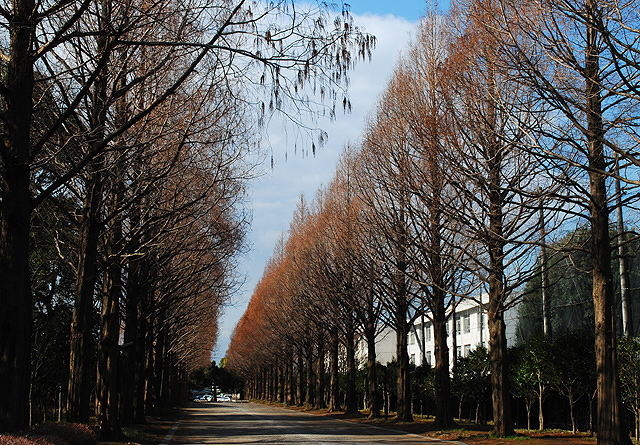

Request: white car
left=217, top=395, right=231, bottom=402
left=198, top=394, right=213, bottom=402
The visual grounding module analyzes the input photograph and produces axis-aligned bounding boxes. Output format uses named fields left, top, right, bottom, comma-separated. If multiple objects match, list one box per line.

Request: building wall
left=355, top=326, right=396, bottom=366
left=362, top=295, right=520, bottom=368
left=409, top=295, right=520, bottom=368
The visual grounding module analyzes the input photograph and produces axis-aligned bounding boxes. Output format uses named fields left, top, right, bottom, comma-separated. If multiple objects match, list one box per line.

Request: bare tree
left=0, top=0, right=372, bottom=430
left=441, top=3, right=557, bottom=434
left=324, top=149, right=386, bottom=417
left=355, top=79, right=423, bottom=422
left=481, top=0, right=639, bottom=441
left=384, top=15, right=475, bottom=427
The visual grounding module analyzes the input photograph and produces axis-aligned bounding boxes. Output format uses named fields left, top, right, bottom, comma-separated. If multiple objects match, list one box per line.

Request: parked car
left=198, top=394, right=213, bottom=402
left=217, top=395, right=231, bottom=402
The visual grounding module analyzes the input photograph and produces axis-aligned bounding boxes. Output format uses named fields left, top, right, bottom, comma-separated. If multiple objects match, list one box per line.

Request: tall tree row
left=229, top=2, right=640, bottom=443
left=1, top=0, right=371, bottom=436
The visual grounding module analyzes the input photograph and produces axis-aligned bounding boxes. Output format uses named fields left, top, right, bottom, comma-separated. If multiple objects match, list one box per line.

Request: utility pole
left=615, top=153, right=632, bottom=337
left=539, top=193, right=551, bottom=339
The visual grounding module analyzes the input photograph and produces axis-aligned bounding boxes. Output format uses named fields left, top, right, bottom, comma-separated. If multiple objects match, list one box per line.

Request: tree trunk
left=67, top=0, right=112, bottom=416
left=153, top=326, right=167, bottom=412
left=486, top=135, right=513, bottom=435
left=274, top=364, right=281, bottom=403
left=120, top=178, right=146, bottom=423
left=482, top=40, right=513, bottom=437
left=427, top=170, right=452, bottom=427
left=585, top=5, right=632, bottom=443
left=272, top=365, right=277, bottom=402
left=120, top=257, right=140, bottom=425
left=569, top=396, right=576, bottom=434
left=270, top=366, right=275, bottom=401
left=96, top=252, right=122, bottom=438
left=254, top=376, right=258, bottom=400
left=0, top=161, right=31, bottom=432
left=433, top=315, right=452, bottom=427
left=345, top=324, right=358, bottom=414
left=488, top=309, right=512, bottom=436
left=297, top=348, right=304, bottom=406
left=273, top=366, right=278, bottom=402
left=394, top=189, right=412, bottom=422
left=96, top=158, right=125, bottom=438
left=284, top=359, right=289, bottom=405
left=590, top=389, right=596, bottom=434
left=538, top=380, right=544, bottom=430
left=68, top=161, right=104, bottom=422
left=144, top=314, right=156, bottom=413
left=329, top=329, right=340, bottom=412
left=0, top=0, right=35, bottom=431
left=383, top=366, right=389, bottom=419
left=280, top=362, right=286, bottom=403
left=396, top=322, right=412, bottom=421
left=315, top=339, right=325, bottom=409
left=365, top=325, right=379, bottom=418
left=287, top=358, right=295, bottom=405
left=259, top=368, right=265, bottom=399
left=290, top=360, right=295, bottom=405
left=268, top=367, right=274, bottom=401
left=134, top=276, right=149, bottom=423
left=285, top=361, right=291, bottom=404
left=305, top=346, right=314, bottom=407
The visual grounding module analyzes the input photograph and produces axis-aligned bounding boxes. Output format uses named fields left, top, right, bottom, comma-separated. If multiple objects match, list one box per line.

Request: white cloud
left=212, top=12, right=417, bottom=362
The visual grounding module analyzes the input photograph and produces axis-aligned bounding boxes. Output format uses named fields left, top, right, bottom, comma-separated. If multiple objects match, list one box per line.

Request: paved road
left=164, top=402, right=465, bottom=444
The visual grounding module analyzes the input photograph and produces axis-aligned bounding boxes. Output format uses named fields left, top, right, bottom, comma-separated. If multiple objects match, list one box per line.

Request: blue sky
left=212, top=3, right=425, bottom=364
left=344, top=0, right=449, bottom=20
left=345, top=1, right=426, bottom=20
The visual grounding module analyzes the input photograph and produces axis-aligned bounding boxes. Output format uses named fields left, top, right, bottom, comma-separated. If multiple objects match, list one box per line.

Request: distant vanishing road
left=163, top=402, right=465, bottom=444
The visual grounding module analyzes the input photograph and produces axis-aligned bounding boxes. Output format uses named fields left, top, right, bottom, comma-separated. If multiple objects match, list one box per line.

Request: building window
left=425, top=322, right=431, bottom=342
left=456, top=346, right=462, bottom=358
left=410, top=354, right=416, bottom=365
left=456, top=316, right=461, bottom=335
left=426, top=352, right=432, bottom=366
left=464, top=344, right=471, bottom=356
left=409, top=331, right=415, bottom=345
left=463, top=313, right=471, bottom=333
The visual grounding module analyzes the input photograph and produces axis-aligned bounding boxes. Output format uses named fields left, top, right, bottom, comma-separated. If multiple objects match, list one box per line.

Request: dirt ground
left=398, top=425, right=596, bottom=445
left=268, top=402, right=599, bottom=445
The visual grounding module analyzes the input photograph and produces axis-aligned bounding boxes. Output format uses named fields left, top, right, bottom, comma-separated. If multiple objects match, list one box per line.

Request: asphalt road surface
left=163, top=402, right=466, bottom=445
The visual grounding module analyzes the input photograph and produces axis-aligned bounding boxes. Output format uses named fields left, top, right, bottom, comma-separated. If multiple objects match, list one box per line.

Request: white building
left=368, top=327, right=397, bottom=365
left=361, top=295, right=520, bottom=368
